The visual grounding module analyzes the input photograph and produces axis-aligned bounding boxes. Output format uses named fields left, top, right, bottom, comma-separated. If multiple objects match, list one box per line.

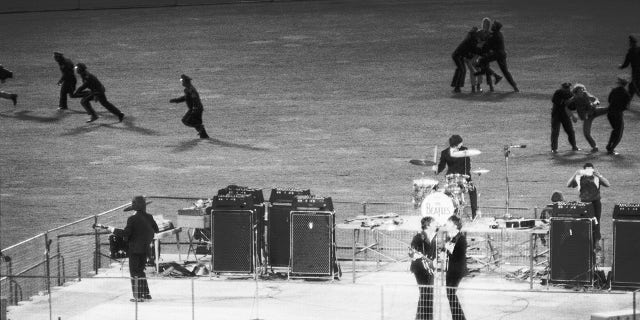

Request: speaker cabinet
left=289, top=211, right=335, bottom=278
left=550, top=218, right=593, bottom=284
left=612, top=220, right=640, bottom=289
left=211, top=210, right=255, bottom=273
left=268, top=204, right=293, bottom=268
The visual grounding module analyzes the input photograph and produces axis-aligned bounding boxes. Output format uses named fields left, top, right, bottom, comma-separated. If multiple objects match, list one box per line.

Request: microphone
left=506, top=144, right=527, bottom=149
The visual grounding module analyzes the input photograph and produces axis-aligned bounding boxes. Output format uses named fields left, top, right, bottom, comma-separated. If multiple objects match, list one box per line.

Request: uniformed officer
left=73, top=63, right=124, bottom=123
left=169, top=74, right=209, bottom=139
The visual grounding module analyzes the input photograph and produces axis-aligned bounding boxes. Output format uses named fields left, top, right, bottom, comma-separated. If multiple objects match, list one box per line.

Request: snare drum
left=445, top=173, right=470, bottom=193
left=420, top=191, right=455, bottom=225
left=412, top=178, right=439, bottom=209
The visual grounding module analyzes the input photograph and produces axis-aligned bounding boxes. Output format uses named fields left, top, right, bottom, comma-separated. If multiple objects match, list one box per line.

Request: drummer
left=432, top=134, right=480, bottom=220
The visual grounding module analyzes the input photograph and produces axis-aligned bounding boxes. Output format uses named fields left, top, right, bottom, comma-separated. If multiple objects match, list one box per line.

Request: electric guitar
left=409, top=248, right=435, bottom=275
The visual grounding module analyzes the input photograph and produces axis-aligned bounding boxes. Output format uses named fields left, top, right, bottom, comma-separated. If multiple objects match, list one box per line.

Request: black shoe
left=513, top=87, right=520, bottom=93
left=453, top=87, right=461, bottom=93
left=130, top=298, right=145, bottom=303
left=551, top=149, right=558, bottom=154
left=607, top=150, right=620, bottom=156
left=87, top=115, right=98, bottom=123
left=572, top=146, right=581, bottom=151
left=144, top=295, right=152, bottom=300
left=58, top=107, right=68, bottom=110
left=494, top=75, right=503, bottom=85
left=591, top=147, right=599, bottom=153
left=118, top=114, right=124, bottom=122
left=10, top=94, right=17, bottom=106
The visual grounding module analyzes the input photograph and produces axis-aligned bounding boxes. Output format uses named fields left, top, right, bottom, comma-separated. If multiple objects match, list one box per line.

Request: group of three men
left=53, top=52, right=209, bottom=138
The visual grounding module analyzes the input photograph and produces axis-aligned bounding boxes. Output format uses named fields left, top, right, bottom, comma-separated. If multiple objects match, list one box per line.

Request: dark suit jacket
left=76, top=72, right=106, bottom=94
left=410, top=231, right=437, bottom=284
left=114, top=211, right=159, bottom=254
left=446, top=232, right=468, bottom=279
left=437, top=146, right=472, bottom=176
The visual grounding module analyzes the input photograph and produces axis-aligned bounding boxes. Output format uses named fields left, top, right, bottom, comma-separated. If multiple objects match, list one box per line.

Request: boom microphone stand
left=504, top=144, right=526, bottom=218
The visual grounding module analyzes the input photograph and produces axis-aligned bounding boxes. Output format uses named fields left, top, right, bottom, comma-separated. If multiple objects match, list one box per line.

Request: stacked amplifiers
left=549, top=202, right=595, bottom=285
left=268, top=188, right=311, bottom=268
left=612, top=203, right=640, bottom=289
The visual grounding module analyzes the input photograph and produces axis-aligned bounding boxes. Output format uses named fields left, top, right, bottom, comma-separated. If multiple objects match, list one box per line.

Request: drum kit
left=409, top=148, right=487, bottom=222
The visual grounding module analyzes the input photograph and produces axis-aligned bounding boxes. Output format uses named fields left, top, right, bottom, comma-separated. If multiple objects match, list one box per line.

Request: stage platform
left=5, top=254, right=634, bottom=320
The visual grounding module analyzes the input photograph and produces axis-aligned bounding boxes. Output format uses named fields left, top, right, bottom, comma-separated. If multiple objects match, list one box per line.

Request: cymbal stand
left=504, top=146, right=512, bottom=218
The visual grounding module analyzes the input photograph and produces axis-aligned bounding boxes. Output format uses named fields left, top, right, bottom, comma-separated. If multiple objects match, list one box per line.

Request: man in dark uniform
left=444, top=215, right=468, bottom=320
left=53, top=52, right=77, bottom=110
left=475, top=21, right=519, bottom=92
left=107, top=196, right=159, bottom=302
left=169, top=74, right=209, bottom=139
left=551, top=82, right=580, bottom=153
left=619, top=35, right=640, bottom=100
left=605, top=77, right=632, bottom=155
left=409, top=216, right=438, bottom=320
left=0, top=65, right=18, bottom=106
left=73, top=63, right=124, bottom=123
left=433, top=135, right=479, bottom=220
left=451, top=27, right=480, bottom=93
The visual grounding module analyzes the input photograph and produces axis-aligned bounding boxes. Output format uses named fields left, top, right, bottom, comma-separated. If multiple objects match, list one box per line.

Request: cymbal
left=409, top=159, right=436, bottom=166
left=451, top=149, right=481, bottom=158
left=471, top=169, right=490, bottom=175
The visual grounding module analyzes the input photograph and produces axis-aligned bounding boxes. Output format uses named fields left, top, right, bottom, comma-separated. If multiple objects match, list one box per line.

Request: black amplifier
left=613, top=203, right=640, bottom=220
left=218, top=185, right=265, bottom=203
left=550, top=202, right=594, bottom=219
left=293, top=195, right=334, bottom=211
left=211, top=194, right=254, bottom=210
left=269, top=188, right=311, bottom=204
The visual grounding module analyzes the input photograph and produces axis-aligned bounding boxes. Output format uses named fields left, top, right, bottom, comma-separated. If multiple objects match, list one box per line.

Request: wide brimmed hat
left=123, top=195, right=151, bottom=211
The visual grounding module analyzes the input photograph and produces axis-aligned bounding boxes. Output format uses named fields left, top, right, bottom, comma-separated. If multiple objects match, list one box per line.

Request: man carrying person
left=551, top=82, right=580, bottom=153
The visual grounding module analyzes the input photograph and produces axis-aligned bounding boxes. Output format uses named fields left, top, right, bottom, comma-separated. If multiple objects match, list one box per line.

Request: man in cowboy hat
left=169, top=74, right=210, bottom=139
left=107, top=196, right=158, bottom=302
left=605, top=77, right=632, bottom=155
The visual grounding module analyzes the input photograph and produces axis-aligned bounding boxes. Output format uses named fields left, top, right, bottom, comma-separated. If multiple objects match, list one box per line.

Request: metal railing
left=1, top=196, right=540, bottom=311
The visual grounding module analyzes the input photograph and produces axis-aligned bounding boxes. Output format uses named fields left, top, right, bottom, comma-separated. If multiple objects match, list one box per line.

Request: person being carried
left=104, top=196, right=159, bottom=302
left=432, top=135, right=479, bottom=220
left=169, top=74, right=210, bottom=139
left=566, top=84, right=606, bottom=153
left=409, top=216, right=438, bottom=320
left=567, top=163, right=610, bottom=248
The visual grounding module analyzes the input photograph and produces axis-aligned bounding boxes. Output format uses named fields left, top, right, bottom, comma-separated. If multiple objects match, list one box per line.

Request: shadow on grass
left=167, top=138, right=269, bottom=153
left=0, top=109, right=80, bottom=123
left=450, top=90, right=550, bottom=102
left=60, top=115, right=160, bottom=136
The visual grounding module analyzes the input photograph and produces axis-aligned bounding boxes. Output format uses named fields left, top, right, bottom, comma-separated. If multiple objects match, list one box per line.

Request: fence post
left=380, top=285, right=384, bottom=320
left=3, top=255, right=14, bottom=305
left=77, top=259, right=82, bottom=282
left=56, top=237, right=62, bottom=286
left=634, top=290, right=636, bottom=320
left=44, top=233, right=53, bottom=320
left=93, top=216, right=100, bottom=275
left=362, top=202, right=368, bottom=260
left=191, top=278, right=195, bottom=320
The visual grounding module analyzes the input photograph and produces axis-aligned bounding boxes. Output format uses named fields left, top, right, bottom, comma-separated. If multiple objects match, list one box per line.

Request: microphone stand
left=504, top=146, right=511, bottom=218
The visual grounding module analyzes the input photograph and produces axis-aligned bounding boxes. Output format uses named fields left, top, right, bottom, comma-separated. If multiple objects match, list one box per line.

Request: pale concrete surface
left=6, top=257, right=635, bottom=320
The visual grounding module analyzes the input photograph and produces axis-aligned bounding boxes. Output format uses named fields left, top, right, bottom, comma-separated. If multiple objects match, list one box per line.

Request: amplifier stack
left=612, top=203, right=640, bottom=289
left=549, top=201, right=595, bottom=285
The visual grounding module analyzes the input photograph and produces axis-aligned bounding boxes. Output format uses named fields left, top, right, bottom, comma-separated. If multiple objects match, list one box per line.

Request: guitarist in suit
left=410, top=216, right=438, bottom=320
left=444, top=215, right=468, bottom=320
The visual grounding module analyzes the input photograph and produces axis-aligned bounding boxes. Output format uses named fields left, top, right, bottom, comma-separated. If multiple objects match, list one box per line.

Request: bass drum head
left=420, top=191, right=455, bottom=226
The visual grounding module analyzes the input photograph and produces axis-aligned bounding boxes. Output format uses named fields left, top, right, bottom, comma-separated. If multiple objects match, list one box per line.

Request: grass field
left=1, top=0, right=639, bottom=257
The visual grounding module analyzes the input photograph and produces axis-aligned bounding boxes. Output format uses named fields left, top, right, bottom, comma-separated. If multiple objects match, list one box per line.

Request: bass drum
left=420, top=191, right=455, bottom=226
